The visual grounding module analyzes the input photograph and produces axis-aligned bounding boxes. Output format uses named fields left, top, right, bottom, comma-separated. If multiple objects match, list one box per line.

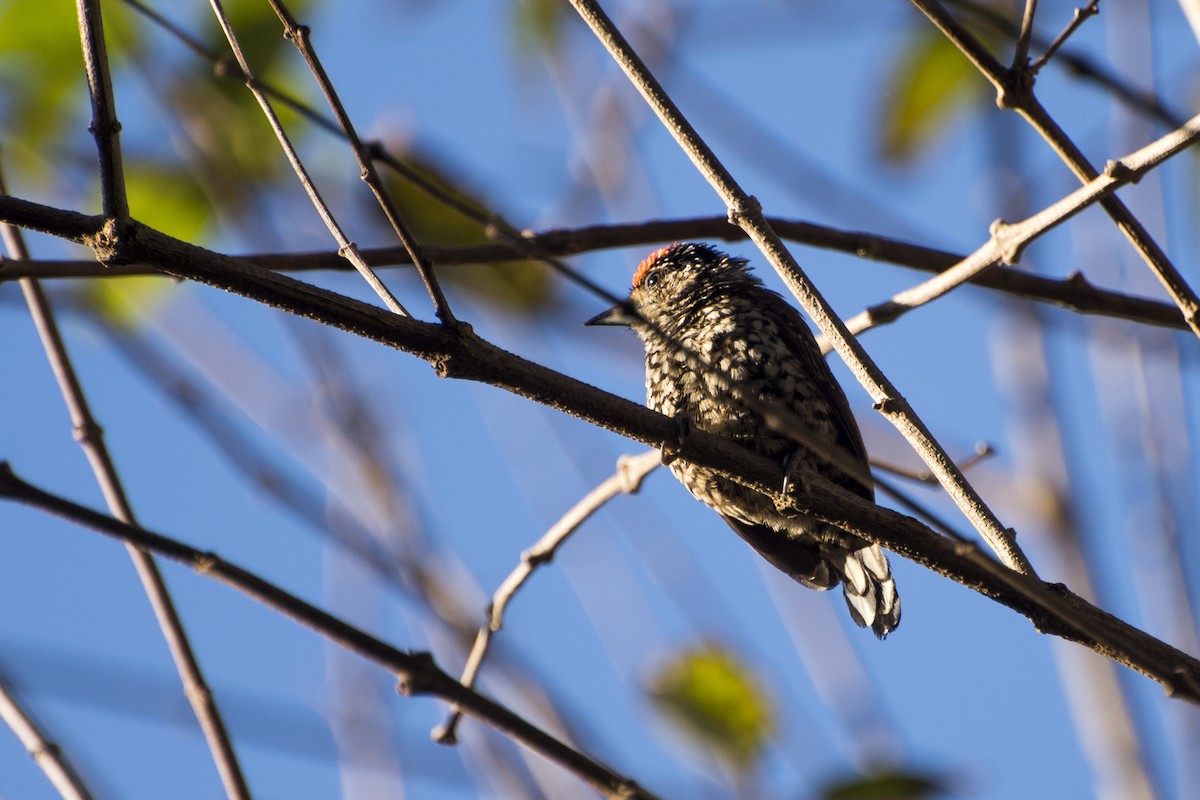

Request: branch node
left=871, top=396, right=902, bottom=415
left=1104, top=159, right=1140, bottom=184
left=727, top=195, right=762, bottom=227
left=988, top=218, right=1023, bottom=266
left=193, top=551, right=218, bottom=575
left=82, top=217, right=133, bottom=265
left=395, top=651, right=439, bottom=697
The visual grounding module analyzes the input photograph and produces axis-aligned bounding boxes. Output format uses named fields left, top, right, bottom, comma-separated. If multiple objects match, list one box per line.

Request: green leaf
left=647, top=642, right=775, bottom=772
left=513, top=0, right=566, bottom=57
left=821, top=769, right=952, bottom=800
left=375, top=151, right=555, bottom=311
left=0, top=0, right=140, bottom=163
left=879, top=29, right=985, bottom=163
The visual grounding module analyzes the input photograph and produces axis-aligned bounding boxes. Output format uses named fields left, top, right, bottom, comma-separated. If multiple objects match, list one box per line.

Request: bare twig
left=945, top=0, right=1183, bottom=127
left=0, top=173, right=251, bottom=798
left=564, top=0, right=1033, bottom=574
left=0, top=463, right=662, bottom=800
left=263, top=0, right=455, bottom=324
left=0, top=673, right=96, bottom=800
left=834, top=109, right=1200, bottom=346
left=75, top=0, right=128, bottom=230
left=1030, top=0, right=1100, bottom=74
left=435, top=450, right=661, bottom=744
left=910, top=0, right=1200, bottom=338
left=873, top=442, right=994, bottom=486
left=203, top=0, right=410, bottom=317
left=1011, top=0, right=1039, bottom=74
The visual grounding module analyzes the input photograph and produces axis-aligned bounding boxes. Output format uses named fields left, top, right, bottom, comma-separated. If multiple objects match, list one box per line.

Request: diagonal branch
left=0, top=179, right=251, bottom=797
left=435, top=450, right=660, bottom=745
left=836, top=109, right=1200, bottom=344
left=263, top=0, right=456, bottom=324
left=1, top=196, right=1198, bottom=699
left=0, top=673, right=96, bottom=800
left=909, top=0, right=1200, bottom=338
left=0, top=463, right=662, bottom=800
left=563, top=0, right=1033, bottom=573
left=203, top=0, right=409, bottom=317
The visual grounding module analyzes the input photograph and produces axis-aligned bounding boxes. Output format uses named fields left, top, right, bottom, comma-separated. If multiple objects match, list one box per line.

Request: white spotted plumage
left=588, top=242, right=900, bottom=637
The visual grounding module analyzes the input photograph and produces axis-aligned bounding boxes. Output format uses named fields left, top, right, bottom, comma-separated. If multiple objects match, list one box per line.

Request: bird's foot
left=660, top=413, right=691, bottom=466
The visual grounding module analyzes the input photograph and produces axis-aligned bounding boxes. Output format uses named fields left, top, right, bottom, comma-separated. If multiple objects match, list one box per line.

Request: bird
left=586, top=242, right=900, bottom=637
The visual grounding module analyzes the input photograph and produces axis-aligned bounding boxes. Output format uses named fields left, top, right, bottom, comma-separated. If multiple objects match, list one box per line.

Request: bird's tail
left=833, top=544, right=901, bottom=639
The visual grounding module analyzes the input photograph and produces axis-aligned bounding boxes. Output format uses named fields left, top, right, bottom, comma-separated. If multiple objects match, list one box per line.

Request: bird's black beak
left=585, top=303, right=636, bottom=328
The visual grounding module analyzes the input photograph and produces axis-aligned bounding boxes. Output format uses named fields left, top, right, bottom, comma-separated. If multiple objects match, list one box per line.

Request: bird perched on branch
left=587, top=242, right=900, bottom=637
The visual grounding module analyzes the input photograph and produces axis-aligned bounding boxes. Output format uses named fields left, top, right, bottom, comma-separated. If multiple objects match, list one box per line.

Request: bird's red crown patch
left=632, top=243, right=677, bottom=288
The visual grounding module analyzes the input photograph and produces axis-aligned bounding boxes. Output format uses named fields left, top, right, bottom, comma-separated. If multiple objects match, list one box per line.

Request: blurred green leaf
left=85, top=275, right=174, bottom=330
left=647, top=642, right=775, bottom=772
left=82, top=161, right=210, bottom=329
left=0, top=0, right=140, bottom=161
left=879, top=29, right=984, bottom=163
left=376, top=152, right=555, bottom=311
left=821, top=769, right=952, bottom=800
left=513, top=0, right=565, bottom=57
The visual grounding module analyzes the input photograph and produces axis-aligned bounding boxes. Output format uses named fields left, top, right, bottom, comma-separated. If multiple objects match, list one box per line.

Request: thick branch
left=0, top=464, right=660, bottom=800
left=0, top=198, right=1195, bottom=698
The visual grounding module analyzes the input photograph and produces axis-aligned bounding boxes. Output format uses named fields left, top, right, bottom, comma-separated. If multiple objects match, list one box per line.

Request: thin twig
left=873, top=442, right=994, bottom=486
left=1030, top=0, right=1101, bottom=75
left=434, top=450, right=661, bottom=745
left=1011, top=0, right=1039, bottom=74
left=0, top=172, right=252, bottom=798
left=909, top=0, right=1200, bottom=338
left=203, top=0, right=410, bottom=317
left=833, top=109, right=1200, bottom=346
left=564, top=0, right=1034, bottom=574
left=75, top=0, right=128, bottom=230
left=0, top=673, right=96, bottom=800
left=945, top=0, right=1184, bottom=127
left=263, top=0, right=455, bottom=324
left=0, top=463, right=662, bottom=800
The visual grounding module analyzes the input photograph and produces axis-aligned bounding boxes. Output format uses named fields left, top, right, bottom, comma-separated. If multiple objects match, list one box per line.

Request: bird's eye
left=644, top=271, right=660, bottom=288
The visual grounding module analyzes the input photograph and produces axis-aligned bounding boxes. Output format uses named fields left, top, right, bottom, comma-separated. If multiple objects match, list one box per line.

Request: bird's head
left=585, top=242, right=758, bottom=331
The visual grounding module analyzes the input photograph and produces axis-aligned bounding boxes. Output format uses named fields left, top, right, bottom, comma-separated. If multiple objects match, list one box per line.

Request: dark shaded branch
left=0, top=196, right=1196, bottom=699
left=4, top=214, right=1189, bottom=331
left=0, top=463, right=661, bottom=800
left=75, top=0, right=128, bottom=227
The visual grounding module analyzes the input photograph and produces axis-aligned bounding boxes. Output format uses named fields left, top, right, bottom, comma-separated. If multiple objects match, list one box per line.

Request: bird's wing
left=759, top=291, right=873, bottom=499
left=720, top=515, right=837, bottom=590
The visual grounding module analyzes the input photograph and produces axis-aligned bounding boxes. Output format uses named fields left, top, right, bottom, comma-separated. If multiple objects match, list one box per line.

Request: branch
left=836, top=111, right=1200, bottom=344
left=263, top=0, right=455, bottom=323
left=203, top=0, right=410, bottom=317
left=0, top=175, right=251, bottom=798
left=1, top=197, right=1198, bottom=699
left=75, top=0, right=128, bottom=228
left=909, top=0, right=1200, bottom=338
left=0, top=673, right=96, bottom=800
left=563, top=0, right=1033, bottom=573
left=0, top=463, right=661, bottom=800
left=1030, top=0, right=1101, bottom=75
left=435, top=450, right=660, bottom=744
left=3, top=215, right=1191, bottom=332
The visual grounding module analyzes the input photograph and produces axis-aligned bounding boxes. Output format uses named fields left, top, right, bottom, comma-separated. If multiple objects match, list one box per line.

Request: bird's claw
left=660, top=413, right=691, bottom=466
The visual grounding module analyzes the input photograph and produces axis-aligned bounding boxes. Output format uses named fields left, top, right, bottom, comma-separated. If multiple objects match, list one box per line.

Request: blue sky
left=2, top=1, right=1199, bottom=798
